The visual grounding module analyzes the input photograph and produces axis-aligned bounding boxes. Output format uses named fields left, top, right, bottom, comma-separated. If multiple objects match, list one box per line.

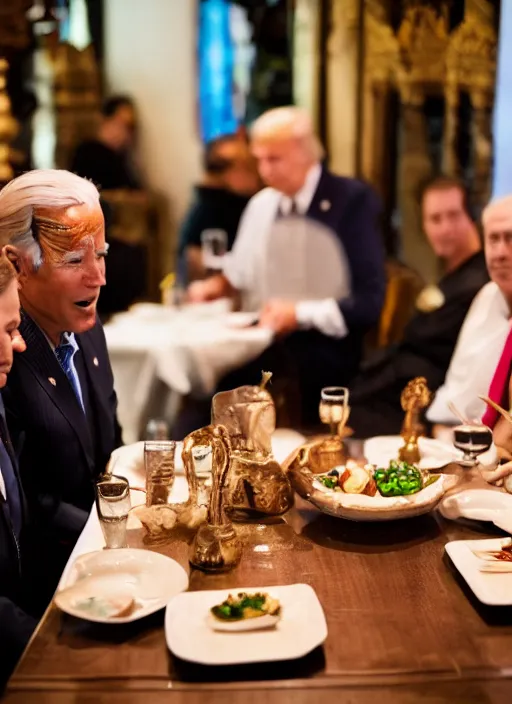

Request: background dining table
left=5, top=461, right=512, bottom=704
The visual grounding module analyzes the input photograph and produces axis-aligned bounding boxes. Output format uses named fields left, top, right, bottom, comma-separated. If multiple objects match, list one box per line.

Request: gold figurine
left=398, top=377, right=431, bottom=464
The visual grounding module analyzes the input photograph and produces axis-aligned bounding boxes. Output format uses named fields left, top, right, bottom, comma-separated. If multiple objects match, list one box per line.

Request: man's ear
left=3, top=245, right=29, bottom=282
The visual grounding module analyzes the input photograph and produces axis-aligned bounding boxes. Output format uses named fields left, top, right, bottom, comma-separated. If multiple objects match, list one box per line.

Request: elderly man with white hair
left=0, top=169, right=122, bottom=610
left=188, top=106, right=385, bottom=426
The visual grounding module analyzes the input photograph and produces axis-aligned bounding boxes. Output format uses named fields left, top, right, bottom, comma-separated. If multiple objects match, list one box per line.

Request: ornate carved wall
left=361, top=0, right=497, bottom=281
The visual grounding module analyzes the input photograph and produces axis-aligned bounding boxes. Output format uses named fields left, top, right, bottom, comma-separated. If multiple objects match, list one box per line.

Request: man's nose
left=84, top=259, right=106, bottom=287
left=12, top=331, right=26, bottom=353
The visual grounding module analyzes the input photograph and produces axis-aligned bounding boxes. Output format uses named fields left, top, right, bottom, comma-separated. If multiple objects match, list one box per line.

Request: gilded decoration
left=361, top=0, right=497, bottom=280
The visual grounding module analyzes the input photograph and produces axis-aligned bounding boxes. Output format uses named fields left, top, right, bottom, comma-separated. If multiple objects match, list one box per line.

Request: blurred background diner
left=0, top=0, right=505, bottom=442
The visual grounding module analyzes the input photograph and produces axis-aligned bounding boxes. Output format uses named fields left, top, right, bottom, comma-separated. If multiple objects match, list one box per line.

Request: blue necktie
left=0, top=432, right=22, bottom=540
left=55, top=340, right=84, bottom=411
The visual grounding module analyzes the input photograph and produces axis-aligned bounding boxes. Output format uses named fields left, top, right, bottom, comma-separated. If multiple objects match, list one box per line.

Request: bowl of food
left=284, top=439, right=452, bottom=521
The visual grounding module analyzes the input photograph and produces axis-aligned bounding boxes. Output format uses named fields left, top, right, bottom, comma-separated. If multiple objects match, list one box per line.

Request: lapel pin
left=93, top=357, right=99, bottom=367
left=48, top=377, right=56, bottom=386
left=320, top=200, right=331, bottom=212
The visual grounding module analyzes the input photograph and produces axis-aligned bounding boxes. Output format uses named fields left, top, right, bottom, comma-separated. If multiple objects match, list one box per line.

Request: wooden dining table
left=4, top=469, right=512, bottom=704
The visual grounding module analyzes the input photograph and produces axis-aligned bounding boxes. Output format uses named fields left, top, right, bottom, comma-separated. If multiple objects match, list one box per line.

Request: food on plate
left=208, top=592, right=281, bottom=632
left=317, top=459, right=439, bottom=498
left=373, top=460, right=438, bottom=497
left=73, top=594, right=135, bottom=619
left=317, top=462, right=377, bottom=496
left=471, top=538, right=512, bottom=570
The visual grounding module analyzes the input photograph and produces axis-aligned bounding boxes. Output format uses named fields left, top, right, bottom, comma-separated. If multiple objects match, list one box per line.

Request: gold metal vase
left=187, top=425, right=242, bottom=572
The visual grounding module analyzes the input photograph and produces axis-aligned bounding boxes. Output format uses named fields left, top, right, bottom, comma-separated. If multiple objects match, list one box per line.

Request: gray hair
left=0, top=169, right=100, bottom=268
left=250, top=106, right=325, bottom=162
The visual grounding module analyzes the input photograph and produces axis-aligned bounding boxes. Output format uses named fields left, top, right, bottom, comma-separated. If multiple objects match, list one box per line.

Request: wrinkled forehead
left=33, top=203, right=105, bottom=249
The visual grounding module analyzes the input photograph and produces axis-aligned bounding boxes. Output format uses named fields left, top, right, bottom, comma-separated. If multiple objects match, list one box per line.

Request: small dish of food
left=165, top=583, right=327, bottom=665
left=207, top=591, right=281, bottom=632
left=445, top=538, right=512, bottom=604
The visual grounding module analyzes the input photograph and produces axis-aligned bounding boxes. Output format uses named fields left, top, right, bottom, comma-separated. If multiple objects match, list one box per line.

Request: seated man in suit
left=188, top=106, right=386, bottom=425
left=348, top=176, right=488, bottom=438
left=0, top=255, right=37, bottom=689
left=0, top=169, right=122, bottom=608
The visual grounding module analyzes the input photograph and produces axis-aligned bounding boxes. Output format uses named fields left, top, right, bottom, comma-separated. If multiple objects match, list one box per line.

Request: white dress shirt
left=427, top=281, right=511, bottom=424
left=0, top=466, right=5, bottom=499
left=223, top=163, right=348, bottom=338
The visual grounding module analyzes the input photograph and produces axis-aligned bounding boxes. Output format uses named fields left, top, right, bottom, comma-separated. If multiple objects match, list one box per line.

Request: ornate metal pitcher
left=211, top=384, right=294, bottom=519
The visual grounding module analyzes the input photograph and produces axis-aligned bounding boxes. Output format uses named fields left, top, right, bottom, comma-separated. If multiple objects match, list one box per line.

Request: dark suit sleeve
left=0, top=597, right=36, bottom=690
left=337, top=185, right=386, bottom=331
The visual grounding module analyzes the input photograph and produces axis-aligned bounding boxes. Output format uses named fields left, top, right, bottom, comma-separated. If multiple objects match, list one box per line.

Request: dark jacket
left=348, top=251, right=489, bottom=436
left=3, top=313, right=122, bottom=540
left=0, top=396, right=36, bottom=690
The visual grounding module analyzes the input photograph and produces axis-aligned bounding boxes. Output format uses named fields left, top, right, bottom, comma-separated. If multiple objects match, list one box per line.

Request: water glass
left=192, top=444, right=213, bottom=506
left=144, top=441, right=176, bottom=507
left=201, top=229, right=228, bottom=271
left=96, top=474, right=131, bottom=549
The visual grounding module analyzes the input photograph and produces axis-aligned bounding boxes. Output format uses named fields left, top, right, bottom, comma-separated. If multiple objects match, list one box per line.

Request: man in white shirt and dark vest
left=188, top=106, right=386, bottom=425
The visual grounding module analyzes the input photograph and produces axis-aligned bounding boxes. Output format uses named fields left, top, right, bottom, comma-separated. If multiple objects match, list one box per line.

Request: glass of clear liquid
left=201, top=229, right=228, bottom=273
left=319, top=386, right=350, bottom=436
left=192, top=444, right=213, bottom=506
left=95, top=474, right=131, bottom=549
left=144, top=441, right=176, bottom=506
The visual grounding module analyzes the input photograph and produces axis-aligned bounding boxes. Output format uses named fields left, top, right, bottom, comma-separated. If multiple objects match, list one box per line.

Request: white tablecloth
left=104, top=301, right=273, bottom=443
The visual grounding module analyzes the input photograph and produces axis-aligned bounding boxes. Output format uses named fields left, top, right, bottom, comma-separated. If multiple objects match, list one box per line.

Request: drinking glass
left=144, top=441, right=176, bottom=506
left=319, top=387, right=350, bottom=436
left=192, top=444, right=213, bottom=506
left=96, top=474, right=131, bottom=549
left=452, top=423, right=493, bottom=467
left=201, top=229, right=228, bottom=272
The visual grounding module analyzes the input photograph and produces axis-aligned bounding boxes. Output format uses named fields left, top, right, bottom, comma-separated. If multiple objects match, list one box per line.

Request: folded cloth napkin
left=481, top=327, right=512, bottom=429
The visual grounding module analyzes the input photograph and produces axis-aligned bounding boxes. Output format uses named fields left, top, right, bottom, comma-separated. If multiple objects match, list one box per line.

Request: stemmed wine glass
left=452, top=423, right=493, bottom=467
left=319, top=387, right=350, bottom=437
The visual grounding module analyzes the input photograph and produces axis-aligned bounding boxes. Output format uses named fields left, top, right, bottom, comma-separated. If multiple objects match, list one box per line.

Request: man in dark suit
left=0, top=169, right=122, bottom=608
left=0, top=255, right=37, bottom=689
left=348, top=176, right=488, bottom=437
left=187, top=106, right=385, bottom=424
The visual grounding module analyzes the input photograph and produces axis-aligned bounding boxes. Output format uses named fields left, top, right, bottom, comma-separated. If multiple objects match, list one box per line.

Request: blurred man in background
left=188, top=106, right=385, bottom=427
left=178, top=134, right=261, bottom=283
left=349, top=176, right=488, bottom=437
left=71, top=95, right=142, bottom=191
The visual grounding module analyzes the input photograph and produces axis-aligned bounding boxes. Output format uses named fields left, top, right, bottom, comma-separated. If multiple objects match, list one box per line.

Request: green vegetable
left=318, top=475, right=338, bottom=489
left=211, top=593, right=270, bottom=621
left=374, top=460, right=423, bottom=497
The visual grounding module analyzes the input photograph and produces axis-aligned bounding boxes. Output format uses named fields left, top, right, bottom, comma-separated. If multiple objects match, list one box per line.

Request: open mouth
left=74, top=297, right=96, bottom=309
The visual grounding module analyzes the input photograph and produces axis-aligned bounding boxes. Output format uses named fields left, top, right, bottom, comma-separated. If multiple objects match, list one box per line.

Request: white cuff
left=295, top=298, right=348, bottom=338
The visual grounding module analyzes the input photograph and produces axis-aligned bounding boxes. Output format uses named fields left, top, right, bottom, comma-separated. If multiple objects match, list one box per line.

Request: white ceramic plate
left=439, top=489, right=512, bottom=534
left=165, top=583, right=327, bottom=665
left=55, top=548, right=189, bottom=623
left=445, top=538, right=512, bottom=605
left=364, top=435, right=462, bottom=470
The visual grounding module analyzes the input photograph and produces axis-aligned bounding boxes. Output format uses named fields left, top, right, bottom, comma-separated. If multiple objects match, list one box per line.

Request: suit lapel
left=77, top=330, right=111, bottom=460
left=306, top=167, right=342, bottom=227
left=17, top=314, right=95, bottom=470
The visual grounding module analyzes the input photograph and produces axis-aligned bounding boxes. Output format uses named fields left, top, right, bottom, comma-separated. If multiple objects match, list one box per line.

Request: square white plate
left=445, top=538, right=512, bottom=606
left=165, top=583, right=327, bottom=665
